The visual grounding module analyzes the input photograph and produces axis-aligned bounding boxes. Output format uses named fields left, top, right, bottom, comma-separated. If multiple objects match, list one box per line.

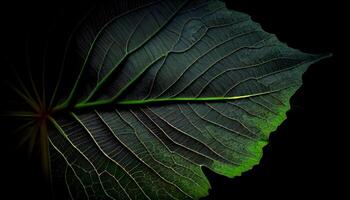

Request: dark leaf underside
left=9, top=0, right=329, bottom=199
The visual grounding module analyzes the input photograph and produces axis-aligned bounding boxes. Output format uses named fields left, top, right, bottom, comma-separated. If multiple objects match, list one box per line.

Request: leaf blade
left=40, top=0, right=331, bottom=199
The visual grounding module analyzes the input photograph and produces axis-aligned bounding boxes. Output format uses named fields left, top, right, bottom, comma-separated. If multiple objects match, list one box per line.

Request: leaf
left=8, top=0, right=330, bottom=199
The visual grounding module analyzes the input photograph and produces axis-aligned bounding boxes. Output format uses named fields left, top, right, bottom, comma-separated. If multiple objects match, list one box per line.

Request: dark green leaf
left=8, top=0, right=330, bottom=199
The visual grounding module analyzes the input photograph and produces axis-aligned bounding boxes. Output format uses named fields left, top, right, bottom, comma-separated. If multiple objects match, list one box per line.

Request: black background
left=1, top=0, right=346, bottom=199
